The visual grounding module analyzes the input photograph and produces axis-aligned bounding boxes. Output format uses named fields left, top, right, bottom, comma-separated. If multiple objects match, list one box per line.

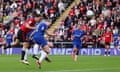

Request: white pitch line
left=43, top=67, right=120, bottom=72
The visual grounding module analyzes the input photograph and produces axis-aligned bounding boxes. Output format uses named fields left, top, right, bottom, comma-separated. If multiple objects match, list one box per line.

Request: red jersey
left=69, top=9, right=75, bottom=17
left=20, top=18, right=35, bottom=33
left=97, top=22, right=103, bottom=30
left=104, top=32, right=112, bottom=43
left=80, top=6, right=85, bottom=14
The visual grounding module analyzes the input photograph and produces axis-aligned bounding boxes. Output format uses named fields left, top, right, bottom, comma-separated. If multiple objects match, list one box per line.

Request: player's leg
left=9, top=48, right=13, bottom=55
left=104, top=43, right=108, bottom=56
left=107, top=43, right=111, bottom=56
left=37, top=41, right=51, bottom=68
left=6, top=42, right=13, bottom=55
left=21, top=42, right=30, bottom=65
left=72, top=43, right=78, bottom=60
left=36, top=46, right=49, bottom=69
left=37, top=49, right=47, bottom=69
left=48, top=42, right=53, bottom=48
left=104, top=45, right=107, bottom=56
left=114, top=42, right=119, bottom=55
left=6, top=48, right=9, bottom=55
left=72, top=47, right=77, bottom=60
left=1, top=45, right=5, bottom=54
left=74, top=48, right=79, bottom=62
left=33, top=44, right=39, bottom=55
left=74, top=44, right=81, bottom=62
left=38, top=45, right=50, bottom=63
left=32, top=43, right=52, bottom=62
left=44, top=42, right=53, bottom=62
left=105, top=43, right=110, bottom=56
left=32, top=44, right=39, bottom=60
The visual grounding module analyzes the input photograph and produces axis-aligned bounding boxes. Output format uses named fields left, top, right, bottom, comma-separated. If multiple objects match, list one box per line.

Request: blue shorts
left=114, top=42, right=119, bottom=46
left=32, top=36, right=48, bottom=47
left=6, top=41, right=12, bottom=45
left=26, top=30, right=34, bottom=42
left=73, top=42, right=82, bottom=49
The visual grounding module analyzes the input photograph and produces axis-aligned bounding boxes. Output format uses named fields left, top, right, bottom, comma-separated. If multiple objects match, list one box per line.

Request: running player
left=71, top=24, right=85, bottom=62
left=103, top=27, right=113, bottom=56
left=30, top=19, right=55, bottom=69
left=4, top=11, right=41, bottom=64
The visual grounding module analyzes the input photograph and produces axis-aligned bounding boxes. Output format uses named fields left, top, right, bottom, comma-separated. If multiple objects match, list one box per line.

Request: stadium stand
left=49, top=0, right=120, bottom=48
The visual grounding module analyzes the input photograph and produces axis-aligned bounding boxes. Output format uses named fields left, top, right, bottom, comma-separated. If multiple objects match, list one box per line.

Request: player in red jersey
left=4, top=11, right=41, bottom=64
left=103, top=27, right=113, bottom=56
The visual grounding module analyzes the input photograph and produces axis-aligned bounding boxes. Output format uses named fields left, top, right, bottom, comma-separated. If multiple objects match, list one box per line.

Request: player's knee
left=48, top=42, right=53, bottom=47
left=44, top=45, right=50, bottom=54
left=73, top=48, right=77, bottom=51
left=23, top=42, right=29, bottom=48
left=12, top=39, right=20, bottom=46
left=34, top=44, right=39, bottom=48
left=76, top=51, right=79, bottom=55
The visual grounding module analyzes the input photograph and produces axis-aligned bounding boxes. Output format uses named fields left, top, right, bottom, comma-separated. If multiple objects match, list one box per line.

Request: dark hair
left=32, top=10, right=42, bottom=17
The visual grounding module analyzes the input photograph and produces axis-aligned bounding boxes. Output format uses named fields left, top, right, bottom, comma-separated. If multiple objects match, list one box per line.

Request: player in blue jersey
left=71, top=24, right=85, bottom=61
left=29, top=19, right=55, bottom=68
left=26, top=26, right=53, bottom=63
left=113, top=31, right=120, bottom=55
left=5, top=30, right=15, bottom=55
left=113, top=34, right=119, bottom=48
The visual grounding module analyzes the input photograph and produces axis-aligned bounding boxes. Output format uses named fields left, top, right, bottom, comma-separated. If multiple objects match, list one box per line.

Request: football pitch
left=0, top=55, right=120, bottom=72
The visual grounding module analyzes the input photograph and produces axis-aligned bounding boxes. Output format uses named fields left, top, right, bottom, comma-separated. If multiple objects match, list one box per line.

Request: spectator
left=58, top=0, right=65, bottom=14
left=10, top=1, right=18, bottom=9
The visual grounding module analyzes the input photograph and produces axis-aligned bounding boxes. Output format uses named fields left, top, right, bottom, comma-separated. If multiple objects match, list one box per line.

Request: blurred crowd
left=51, top=0, right=120, bottom=48
left=0, top=0, right=74, bottom=48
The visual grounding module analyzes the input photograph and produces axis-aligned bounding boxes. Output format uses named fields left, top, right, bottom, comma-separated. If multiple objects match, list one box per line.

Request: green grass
left=0, top=55, right=120, bottom=72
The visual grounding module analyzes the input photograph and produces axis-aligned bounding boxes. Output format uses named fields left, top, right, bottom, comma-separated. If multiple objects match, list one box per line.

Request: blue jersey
left=113, top=34, right=119, bottom=41
left=113, top=34, right=119, bottom=46
left=72, top=29, right=84, bottom=49
left=6, top=34, right=13, bottom=45
left=73, top=29, right=84, bottom=43
left=33, top=21, right=48, bottom=38
left=32, top=21, right=48, bottom=46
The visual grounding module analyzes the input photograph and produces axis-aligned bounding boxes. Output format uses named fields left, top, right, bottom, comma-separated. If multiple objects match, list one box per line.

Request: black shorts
left=105, top=42, right=110, bottom=46
left=17, top=29, right=27, bottom=42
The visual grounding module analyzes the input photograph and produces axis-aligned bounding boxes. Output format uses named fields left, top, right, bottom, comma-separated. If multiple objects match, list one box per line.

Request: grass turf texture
left=0, top=55, right=120, bottom=72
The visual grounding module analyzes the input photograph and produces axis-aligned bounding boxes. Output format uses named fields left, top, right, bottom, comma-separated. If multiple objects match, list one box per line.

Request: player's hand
left=52, top=33, right=58, bottom=36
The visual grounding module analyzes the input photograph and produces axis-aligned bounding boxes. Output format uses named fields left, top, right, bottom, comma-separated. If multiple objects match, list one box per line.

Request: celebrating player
left=71, top=24, right=85, bottom=61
